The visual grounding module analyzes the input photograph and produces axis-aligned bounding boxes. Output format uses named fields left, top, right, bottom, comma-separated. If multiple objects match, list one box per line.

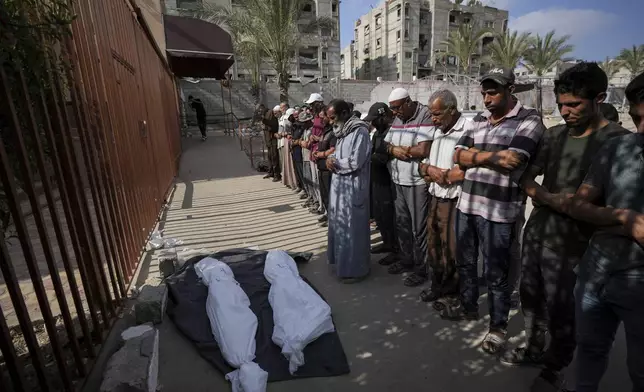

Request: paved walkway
left=158, top=132, right=630, bottom=392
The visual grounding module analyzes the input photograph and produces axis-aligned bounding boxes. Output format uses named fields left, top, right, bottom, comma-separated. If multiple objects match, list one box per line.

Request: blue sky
left=340, top=0, right=643, bottom=61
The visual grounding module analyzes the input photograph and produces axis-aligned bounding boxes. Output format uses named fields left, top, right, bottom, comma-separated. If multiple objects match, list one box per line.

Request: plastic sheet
left=264, top=250, right=335, bottom=374
left=148, top=230, right=184, bottom=250
left=195, top=257, right=268, bottom=392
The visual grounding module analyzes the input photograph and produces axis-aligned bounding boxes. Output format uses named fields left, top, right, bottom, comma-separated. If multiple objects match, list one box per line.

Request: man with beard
left=325, top=100, right=372, bottom=283
left=384, top=88, right=434, bottom=288
left=262, top=105, right=281, bottom=181
left=501, top=62, right=630, bottom=391
left=449, top=67, right=545, bottom=356
left=558, top=72, right=644, bottom=392
left=363, top=102, right=398, bottom=265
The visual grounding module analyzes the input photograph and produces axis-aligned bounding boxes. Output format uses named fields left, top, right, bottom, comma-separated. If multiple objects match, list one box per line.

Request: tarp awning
left=164, top=14, right=235, bottom=79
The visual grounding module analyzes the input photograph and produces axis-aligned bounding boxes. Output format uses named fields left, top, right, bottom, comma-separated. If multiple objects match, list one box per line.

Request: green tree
left=487, top=30, right=532, bottom=69
left=616, top=45, right=644, bottom=81
left=598, top=56, right=622, bottom=81
left=186, top=0, right=333, bottom=103
left=443, top=23, right=491, bottom=108
left=523, top=31, right=574, bottom=115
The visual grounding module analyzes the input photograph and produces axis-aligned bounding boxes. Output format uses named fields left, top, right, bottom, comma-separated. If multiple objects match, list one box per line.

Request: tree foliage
left=616, top=45, right=644, bottom=81
left=598, top=57, right=622, bottom=81
left=487, top=30, right=532, bottom=69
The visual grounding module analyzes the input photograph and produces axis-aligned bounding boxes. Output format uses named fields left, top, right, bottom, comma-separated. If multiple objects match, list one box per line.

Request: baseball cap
left=480, top=67, right=515, bottom=86
left=305, top=93, right=324, bottom=104
left=363, top=102, right=391, bottom=122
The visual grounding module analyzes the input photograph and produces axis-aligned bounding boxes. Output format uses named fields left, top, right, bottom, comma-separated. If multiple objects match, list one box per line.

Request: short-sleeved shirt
left=423, top=115, right=469, bottom=199
left=384, top=102, right=434, bottom=186
left=524, top=122, right=631, bottom=252
left=583, top=132, right=644, bottom=272
left=456, top=101, right=545, bottom=223
left=310, top=115, right=325, bottom=159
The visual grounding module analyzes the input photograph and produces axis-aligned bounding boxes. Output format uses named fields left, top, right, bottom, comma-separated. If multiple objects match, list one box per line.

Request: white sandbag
left=195, top=257, right=268, bottom=392
left=264, top=250, right=335, bottom=374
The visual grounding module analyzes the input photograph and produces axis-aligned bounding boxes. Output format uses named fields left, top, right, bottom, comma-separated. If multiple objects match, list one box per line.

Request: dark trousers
left=293, top=159, right=305, bottom=191
left=456, top=211, right=514, bottom=330
left=394, top=183, right=429, bottom=276
left=575, top=245, right=644, bottom=392
left=371, top=178, right=397, bottom=249
left=266, top=140, right=280, bottom=177
left=427, top=197, right=459, bottom=296
left=319, top=169, right=331, bottom=210
left=519, top=220, right=579, bottom=371
left=198, top=117, right=207, bottom=137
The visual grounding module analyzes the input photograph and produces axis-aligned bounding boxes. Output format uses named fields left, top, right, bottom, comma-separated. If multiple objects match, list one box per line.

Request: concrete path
left=158, top=132, right=630, bottom=392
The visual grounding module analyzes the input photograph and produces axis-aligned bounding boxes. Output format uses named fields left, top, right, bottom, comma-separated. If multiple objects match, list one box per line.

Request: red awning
left=164, top=14, right=235, bottom=79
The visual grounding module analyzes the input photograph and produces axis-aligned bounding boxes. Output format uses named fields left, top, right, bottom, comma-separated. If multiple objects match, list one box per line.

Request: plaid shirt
left=455, top=101, right=545, bottom=223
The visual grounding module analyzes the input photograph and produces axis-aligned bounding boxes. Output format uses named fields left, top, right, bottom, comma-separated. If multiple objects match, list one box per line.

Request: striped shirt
left=423, top=115, right=470, bottom=199
left=384, top=102, right=435, bottom=186
left=455, top=101, right=545, bottom=223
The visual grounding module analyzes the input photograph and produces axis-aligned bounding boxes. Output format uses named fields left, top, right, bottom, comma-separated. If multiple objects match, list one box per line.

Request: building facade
left=166, top=0, right=341, bottom=82
left=342, top=0, right=508, bottom=82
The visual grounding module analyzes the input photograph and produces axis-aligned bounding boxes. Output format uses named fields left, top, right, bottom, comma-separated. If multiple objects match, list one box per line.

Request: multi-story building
left=165, top=0, right=341, bottom=82
left=343, top=0, right=508, bottom=82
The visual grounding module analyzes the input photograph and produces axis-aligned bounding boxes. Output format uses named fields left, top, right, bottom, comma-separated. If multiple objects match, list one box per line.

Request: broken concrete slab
left=121, top=323, right=154, bottom=343
left=134, top=285, right=168, bottom=325
left=100, top=328, right=159, bottom=392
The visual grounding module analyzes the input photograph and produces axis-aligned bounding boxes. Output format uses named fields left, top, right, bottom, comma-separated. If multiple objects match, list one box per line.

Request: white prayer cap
left=305, top=93, right=324, bottom=104
left=388, top=87, right=410, bottom=103
left=360, top=113, right=368, bottom=120
left=273, top=105, right=281, bottom=112
left=285, top=108, right=296, bottom=117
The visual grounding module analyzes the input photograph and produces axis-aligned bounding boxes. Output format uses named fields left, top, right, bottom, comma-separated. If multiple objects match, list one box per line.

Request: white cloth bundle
left=264, top=250, right=335, bottom=374
left=195, top=257, right=268, bottom=392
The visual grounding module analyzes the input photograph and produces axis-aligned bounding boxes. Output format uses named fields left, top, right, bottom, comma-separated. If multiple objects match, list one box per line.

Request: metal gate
left=0, top=0, right=181, bottom=390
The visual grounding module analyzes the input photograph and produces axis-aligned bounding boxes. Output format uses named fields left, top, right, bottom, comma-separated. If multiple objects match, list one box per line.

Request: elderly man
left=325, top=99, right=372, bottom=283
left=418, top=90, right=468, bottom=306
left=449, top=67, right=545, bottom=355
left=384, top=88, right=434, bottom=287
left=304, top=93, right=327, bottom=215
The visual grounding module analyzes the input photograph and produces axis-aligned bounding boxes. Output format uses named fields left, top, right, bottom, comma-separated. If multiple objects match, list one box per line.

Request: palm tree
left=185, top=0, right=333, bottom=103
left=598, top=57, right=622, bottom=82
left=523, top=31, right=574, bottom=115
left=443, top=23, right=491, bottom=108
left=616, top=45, right=644, bottom=81
left=487, top=30, right=532, bottom=70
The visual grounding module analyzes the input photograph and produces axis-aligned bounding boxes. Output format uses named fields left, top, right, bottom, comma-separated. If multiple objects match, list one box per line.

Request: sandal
left=378, top=253, right=398, bottom=266
left=387, top=262, right=412, bottom=275
left=432, top=297, right=451, bottom=311
left=419, top=289, right=441, bottom=303
left=404, top=273, right=427, bottom=287
left=438, top=302, right=479, bottom=321
left=481, top=331, right=506, bottom=356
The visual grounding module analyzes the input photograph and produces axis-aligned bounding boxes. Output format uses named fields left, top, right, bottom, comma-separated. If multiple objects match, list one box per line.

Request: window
left=397, top=5, right=401, bottom=19
left=449, top=14, right=456, bottom=24
left=393, top=53, right=398, bottom=63
left=364, top=24, right=371, bottom=35
left=404, top=29, right=409, bottom=39
left=354, top=29, right=358, bottom=40
left=463, top=17, right=471, bottom=24
left=376, top=14, right=382, bottom=27
left=420, top=11, right=429, bottom=25
left=404, top=4, right=410, bottom=18
left=503, top=20, right=508, bottom=32
left=332, top=2, right=338, bottom=13
left=484, top=21, right=495, bottom=28
left=548, top=67, right=554, bottom=73
left=376, top=38, right=382, bottom=48
left=302, top=3, right=312, bottom=12
left=340, top=54, right=344, bottom=61
left=405, top=52, right=412, bottom=59
left=397, top=30, right=401, bottom=41
left=447, top=55, right=457, bottom=65
left=322, top=52, right=327, bottom=60
left=397, top=72, right=400, bottom=80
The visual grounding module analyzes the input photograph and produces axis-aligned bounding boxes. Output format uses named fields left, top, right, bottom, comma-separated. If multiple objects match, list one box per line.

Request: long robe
left=327, top=124, right=371, bottom=279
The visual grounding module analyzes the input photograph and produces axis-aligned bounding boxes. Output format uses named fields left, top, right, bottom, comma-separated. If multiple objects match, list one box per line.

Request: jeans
left=575, top=245, right=644, bottom=392
left=456, top=211, right=514, bottom=331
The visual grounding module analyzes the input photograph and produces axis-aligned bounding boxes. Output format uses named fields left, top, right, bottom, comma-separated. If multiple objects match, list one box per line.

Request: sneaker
left=318, top=221, right=328, bottom=228
left=500, top=346, right=545, bottom=367
left=201, top=136, right=207, bottom=142
left=273, top=176, right=282, bottom=182
left=293, top=188, right=302, bottom=194
left=263, top=174, right=274, bottom=179
left=318, top=214, right=328, bottom=223
left=299, top=193, right=309, bottom=200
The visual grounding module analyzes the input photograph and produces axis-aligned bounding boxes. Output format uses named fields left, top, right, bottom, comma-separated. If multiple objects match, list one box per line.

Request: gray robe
left=327, top=121, right=372, bottom=278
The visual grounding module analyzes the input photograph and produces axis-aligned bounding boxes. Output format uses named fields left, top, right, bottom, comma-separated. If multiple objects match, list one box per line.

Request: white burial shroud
left=264, top=250, right=336, bottom=374
left=195, top=257, right=268, bottom=392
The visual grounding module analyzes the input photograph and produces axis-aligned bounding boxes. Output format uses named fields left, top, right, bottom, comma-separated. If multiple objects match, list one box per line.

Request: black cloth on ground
left=165, top=248, right=351, bottom=382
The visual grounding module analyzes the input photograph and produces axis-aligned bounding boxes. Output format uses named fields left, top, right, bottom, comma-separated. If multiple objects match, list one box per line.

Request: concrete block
left=134, top=285, right=167, bottom=325
left=100, top=328, right=159, bottom=392
left=121, top=324, right=154, bottom=343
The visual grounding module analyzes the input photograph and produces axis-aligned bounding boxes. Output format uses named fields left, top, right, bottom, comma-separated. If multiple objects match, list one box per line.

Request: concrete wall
left=137, top=0, right=166, bottom=55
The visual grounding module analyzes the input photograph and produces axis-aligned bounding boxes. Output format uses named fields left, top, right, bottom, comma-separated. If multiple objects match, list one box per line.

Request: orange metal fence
left=0, top=0, right=181, bottom=390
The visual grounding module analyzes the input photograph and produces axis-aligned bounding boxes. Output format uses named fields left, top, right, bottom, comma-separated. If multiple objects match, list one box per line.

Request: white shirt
left=278, top=115, right=288, bottom=148
left=423, top=115, right=469, bottom=199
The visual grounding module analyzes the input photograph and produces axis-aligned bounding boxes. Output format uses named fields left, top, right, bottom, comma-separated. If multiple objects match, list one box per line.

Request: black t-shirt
left=190, top=99, right=207, bottom=119
left=524, top=121, right=631, bottom=252
left=291, top=123, right=305, bottom=162
left=317, top=127, right=337, bottom=171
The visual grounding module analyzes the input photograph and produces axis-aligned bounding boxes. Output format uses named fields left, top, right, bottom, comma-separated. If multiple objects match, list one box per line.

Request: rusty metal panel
left=0, top=0, right=181, bottom=389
